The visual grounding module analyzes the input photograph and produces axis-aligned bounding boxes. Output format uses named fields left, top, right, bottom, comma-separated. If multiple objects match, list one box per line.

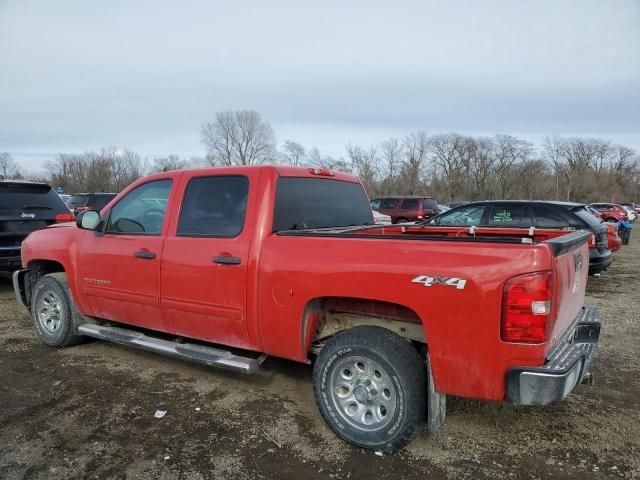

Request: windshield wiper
left=23, top=205, right=53, bottom=210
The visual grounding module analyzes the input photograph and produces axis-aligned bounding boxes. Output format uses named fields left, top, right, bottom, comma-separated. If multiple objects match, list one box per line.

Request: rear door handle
left=134, top=250, right=156, bottom=260
left=212, top=256, right=241, bottom=265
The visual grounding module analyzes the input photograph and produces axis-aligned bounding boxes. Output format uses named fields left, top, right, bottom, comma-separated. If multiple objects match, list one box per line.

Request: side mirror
left=76, top=210, right=101, bottom=230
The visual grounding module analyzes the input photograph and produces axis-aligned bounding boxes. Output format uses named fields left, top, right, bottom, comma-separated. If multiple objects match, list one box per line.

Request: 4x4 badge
left=412, top=275, right=467, bottom=290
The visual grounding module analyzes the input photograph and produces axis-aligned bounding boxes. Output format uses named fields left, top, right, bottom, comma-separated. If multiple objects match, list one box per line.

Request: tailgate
left=544, top=230, right=591, bottom=348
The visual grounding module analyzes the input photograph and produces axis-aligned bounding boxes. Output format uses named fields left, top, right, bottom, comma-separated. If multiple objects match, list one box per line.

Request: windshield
left=0, top=183, right=69, bottom=214
left=273, top=178, right=373, bottom=231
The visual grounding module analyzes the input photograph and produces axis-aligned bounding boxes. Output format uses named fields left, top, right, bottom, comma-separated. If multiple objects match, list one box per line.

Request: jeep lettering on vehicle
left=411, top=275, right=467, bottom=290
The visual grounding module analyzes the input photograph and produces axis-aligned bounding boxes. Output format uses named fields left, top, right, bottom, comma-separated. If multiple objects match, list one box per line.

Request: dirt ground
left=1, top=238, right=639, bottom=480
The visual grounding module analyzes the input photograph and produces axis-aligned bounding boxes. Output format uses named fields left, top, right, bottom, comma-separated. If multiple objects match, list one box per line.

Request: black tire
left=312, top=326, right=426, bottom=453
left=395, top=217, right=409, bottom=224
left=30, top=273, right=85, bottom=347
left=605, top=217, right=618, bottom=223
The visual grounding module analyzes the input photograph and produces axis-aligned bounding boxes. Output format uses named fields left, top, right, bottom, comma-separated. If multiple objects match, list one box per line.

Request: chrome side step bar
left=78, top=324, right=261, bottom=374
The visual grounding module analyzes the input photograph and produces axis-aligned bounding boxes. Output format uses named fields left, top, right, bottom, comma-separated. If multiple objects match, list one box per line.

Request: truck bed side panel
left=258, top=235, right=556, bottom=401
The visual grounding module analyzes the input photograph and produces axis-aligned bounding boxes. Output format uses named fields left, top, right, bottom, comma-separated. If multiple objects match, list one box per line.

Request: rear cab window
left=273, top=178, right=373, bottom=231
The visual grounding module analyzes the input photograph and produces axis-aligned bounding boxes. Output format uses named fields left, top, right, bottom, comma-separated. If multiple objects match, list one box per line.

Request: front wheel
left=31, top=273, right=85, bottom=347
left=312, top=326, right=426, bottom=452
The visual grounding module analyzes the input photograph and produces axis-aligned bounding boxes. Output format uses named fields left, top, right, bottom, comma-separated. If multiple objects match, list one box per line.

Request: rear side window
left=422, top=198, right=438, bottom=210
left=0, top=182, right=69, bottom=214
left=435, top=204, right=486, bottom=226
left=273, top=178, right=373, bottom=231
left=401, top=198, right=419, bottom=209
left=532, top=205, right=570, bottom=228
left=379, top=198, right=397, bottom=209
left=591, top=204, right=610, bottom=211
left=487, top=205, right=530, bottom=227
left=177, top=176, right=249, bottom=237
left=369, top=198, right=381, bottom=211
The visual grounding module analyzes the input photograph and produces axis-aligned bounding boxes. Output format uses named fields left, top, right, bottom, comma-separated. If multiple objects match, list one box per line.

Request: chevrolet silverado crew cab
left=14, top=166, right=601, bottom=452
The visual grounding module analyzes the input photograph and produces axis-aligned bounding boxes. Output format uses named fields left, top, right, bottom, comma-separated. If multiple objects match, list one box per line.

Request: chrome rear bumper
left=506, top=307, right=601, bottom=405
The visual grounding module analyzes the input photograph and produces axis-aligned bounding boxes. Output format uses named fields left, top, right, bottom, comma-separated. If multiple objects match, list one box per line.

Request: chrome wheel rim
left=329, top=355, right=398, bottom=432
left=37, top=290, right=64, bottom=335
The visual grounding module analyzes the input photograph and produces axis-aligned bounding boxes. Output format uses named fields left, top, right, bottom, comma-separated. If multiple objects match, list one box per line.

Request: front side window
left=370, top=198, right=381, bottom=211
left=434, top=205, right=487, bottom=226
left=106, top=180, right=172, bottom=235
left=177, top=176, right=249, bottom=237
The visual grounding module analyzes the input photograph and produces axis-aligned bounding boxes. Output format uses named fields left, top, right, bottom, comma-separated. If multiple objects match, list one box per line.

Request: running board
left=78, top=324, right=262, bottom=374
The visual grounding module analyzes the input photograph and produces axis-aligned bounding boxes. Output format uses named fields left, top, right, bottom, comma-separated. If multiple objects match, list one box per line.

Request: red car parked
left=589, top=203, right=628, bottom=223
left=14, top=166, right=600, bottom=452
left=606, top=223, right=622, bottom=252
left=370, top=196, right=438, bottom=223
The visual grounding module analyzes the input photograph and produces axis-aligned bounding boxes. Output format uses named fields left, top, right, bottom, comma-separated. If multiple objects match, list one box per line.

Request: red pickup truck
left=13, top=166, right=601, bottom=452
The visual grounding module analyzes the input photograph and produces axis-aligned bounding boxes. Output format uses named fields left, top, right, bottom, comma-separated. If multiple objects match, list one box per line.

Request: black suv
left=427, top=200, right=612, bottom=275
left=67, top=193, right=117, bottom=215
left=0, top=181, right=74, bottom=272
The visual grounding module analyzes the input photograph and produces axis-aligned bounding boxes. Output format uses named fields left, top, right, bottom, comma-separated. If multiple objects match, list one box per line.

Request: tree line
left=3, top=110, right=639, bottom=202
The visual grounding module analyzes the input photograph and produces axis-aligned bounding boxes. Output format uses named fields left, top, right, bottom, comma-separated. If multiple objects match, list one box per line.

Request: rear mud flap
left=426, top=353, right=446, bottom=433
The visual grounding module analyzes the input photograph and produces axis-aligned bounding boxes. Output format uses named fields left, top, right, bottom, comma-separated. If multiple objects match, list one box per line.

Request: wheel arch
left=25, top=259, right=67, bottom=306
left=301, top=296, right=427, bottom=358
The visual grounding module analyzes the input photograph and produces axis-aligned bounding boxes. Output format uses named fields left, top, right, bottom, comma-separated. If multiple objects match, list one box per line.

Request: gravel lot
left=1, top=236, right=639, bottom=480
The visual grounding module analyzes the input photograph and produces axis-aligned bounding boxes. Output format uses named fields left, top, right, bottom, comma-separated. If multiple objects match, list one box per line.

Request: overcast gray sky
left=1, top=0, right=639, bottom=172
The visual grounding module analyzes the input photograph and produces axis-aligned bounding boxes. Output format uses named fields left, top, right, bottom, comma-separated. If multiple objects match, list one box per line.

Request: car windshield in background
left=273, top=178, right=374, bottom=231
left=67, top=195, right=89, bottom=208
left=0, top=183, right=68, bottom=214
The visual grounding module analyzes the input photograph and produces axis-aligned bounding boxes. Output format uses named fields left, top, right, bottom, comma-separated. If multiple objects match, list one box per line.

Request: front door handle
left=212, top=256, right=241, bottom=265
left=134, top=250, right=156, bottom=260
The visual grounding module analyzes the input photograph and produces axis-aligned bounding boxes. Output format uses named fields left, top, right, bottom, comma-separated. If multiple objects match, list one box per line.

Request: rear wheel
left=31, top=273, right=84, bottom=347
left=313, top=326, right=426, bottom=452
left=395, top=217, right=409, bottom=224
left=605, top=217, right=618, bottom=223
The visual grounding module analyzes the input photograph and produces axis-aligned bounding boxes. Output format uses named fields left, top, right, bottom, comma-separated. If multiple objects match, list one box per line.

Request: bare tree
left=282, top=140, right=306, bottom=166
left=201, top=110, right=276, bottom=166
left=152, top=154, right=190, bottom=172
left=402, top=131, right=429, bottom=195
left=428, top=133, right=466, bottom=201
left=0, top=152, right=21, bottom=179
left=493, top=135, right=532, bottom=199
left=346, top=143, right=379, bottom=193
left=379, top=138, right=403, bottom=194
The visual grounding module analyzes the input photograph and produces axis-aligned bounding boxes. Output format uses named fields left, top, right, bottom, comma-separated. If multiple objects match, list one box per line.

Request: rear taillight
left=501, top=271, right=554, bottom=343
left=588, top=234, right=596, bottom=248
left=55, top=213, right=75, bottom=223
